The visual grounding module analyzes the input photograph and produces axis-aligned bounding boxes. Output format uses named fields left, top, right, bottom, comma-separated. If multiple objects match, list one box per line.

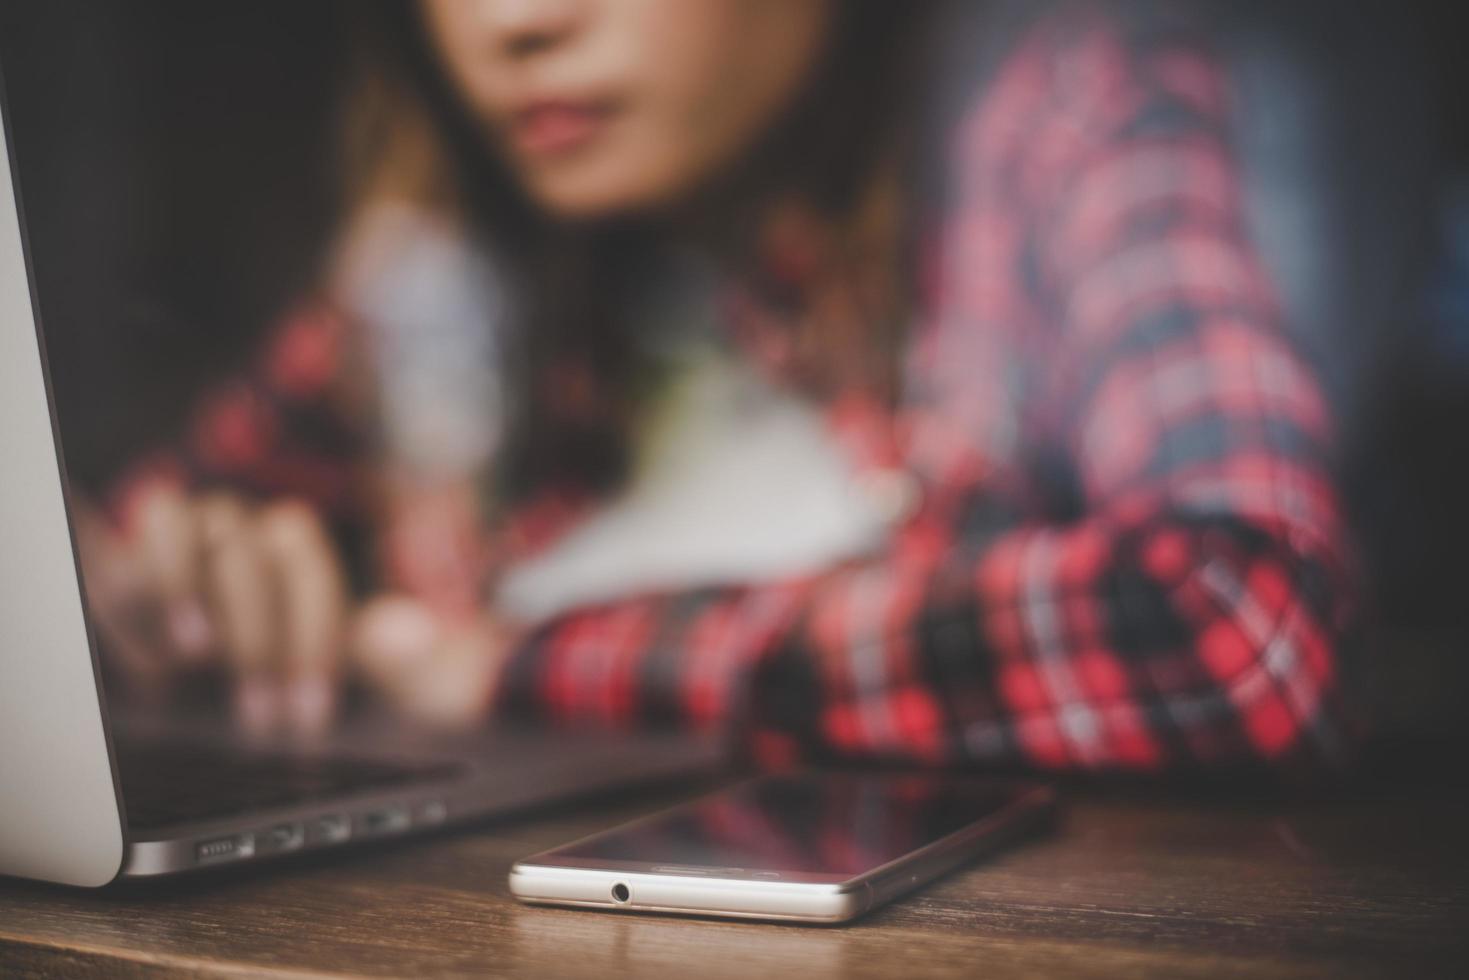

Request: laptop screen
left=1, top=1, right=1464, bottom=761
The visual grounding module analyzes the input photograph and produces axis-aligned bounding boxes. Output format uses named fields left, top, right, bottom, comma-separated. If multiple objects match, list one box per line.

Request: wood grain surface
left=1, top=777, right=1465, bottom=979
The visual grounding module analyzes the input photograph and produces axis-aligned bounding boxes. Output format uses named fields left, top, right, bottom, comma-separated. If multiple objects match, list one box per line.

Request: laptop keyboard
left=116, top=737, right=466, bottom=832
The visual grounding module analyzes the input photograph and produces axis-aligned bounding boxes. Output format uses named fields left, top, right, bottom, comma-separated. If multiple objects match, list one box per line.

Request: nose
left=472, top=0, right=583, bottom=58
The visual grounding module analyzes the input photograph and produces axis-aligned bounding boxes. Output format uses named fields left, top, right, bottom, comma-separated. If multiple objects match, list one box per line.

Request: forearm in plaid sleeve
left=492, top=489, right=1345, bottom=771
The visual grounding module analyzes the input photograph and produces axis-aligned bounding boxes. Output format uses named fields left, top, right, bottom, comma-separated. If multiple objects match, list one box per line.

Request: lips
left=508, top=99, right=616, bottom=157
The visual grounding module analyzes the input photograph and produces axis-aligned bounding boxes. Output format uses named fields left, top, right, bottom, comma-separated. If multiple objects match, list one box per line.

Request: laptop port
left=195, top=833, right=255, bottom=865
left=309, top=814, right=351, bottom=845
left=263, top=822, right=304, bottom=852
left=359, top=805, right=410, bottom=836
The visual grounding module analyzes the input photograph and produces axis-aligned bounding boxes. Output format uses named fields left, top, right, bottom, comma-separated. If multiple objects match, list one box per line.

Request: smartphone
left=509, top=771, right=1056, bottom=924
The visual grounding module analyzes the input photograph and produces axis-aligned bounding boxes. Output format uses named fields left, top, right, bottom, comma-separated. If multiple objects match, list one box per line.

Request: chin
left=521, top=158, right=697, bottom=222
left=529, top=186, right=642, bottom=220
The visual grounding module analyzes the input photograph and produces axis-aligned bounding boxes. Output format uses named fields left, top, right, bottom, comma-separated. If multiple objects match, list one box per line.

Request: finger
left=408, top=625, right=504, bottom=728
left=72, top=499, right=174, bottom=696
left=195, top=491, right=251, bottom=550
left=133, top=483, right=212, bottom=661
left=352, top=596, right=501, bottom=729
left=190, top=493, right=256, bottom=662
left=351, top=595, right=441, bottom=699
left=201, top=514, right=280, bottom=735
left=257, top=501, right=347, bottom=737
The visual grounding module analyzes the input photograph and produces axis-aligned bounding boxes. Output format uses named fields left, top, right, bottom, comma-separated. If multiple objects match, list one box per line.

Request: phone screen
left=552, top=773, right=1032, bottom=877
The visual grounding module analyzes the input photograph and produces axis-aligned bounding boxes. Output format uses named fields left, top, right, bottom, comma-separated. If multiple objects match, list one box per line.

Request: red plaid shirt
left=123, top=7, right=1354, bottom=771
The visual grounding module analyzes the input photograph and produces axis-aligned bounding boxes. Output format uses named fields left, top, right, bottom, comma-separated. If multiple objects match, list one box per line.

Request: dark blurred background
left=2, top=0, right=1467, bottom=758
left=0, top=1, right=346, bottom=485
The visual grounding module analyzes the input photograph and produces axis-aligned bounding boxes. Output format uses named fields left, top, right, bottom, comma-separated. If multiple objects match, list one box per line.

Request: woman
left=81, top=0, right=1353, bottom=770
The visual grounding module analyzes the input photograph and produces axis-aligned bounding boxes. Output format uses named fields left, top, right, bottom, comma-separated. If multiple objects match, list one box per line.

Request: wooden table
left=1, top=774, right=1465, bottom=979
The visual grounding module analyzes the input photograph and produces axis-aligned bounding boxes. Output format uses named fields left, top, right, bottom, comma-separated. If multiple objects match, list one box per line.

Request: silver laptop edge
left=118, top=731, right=718, bottom=878
left=0, top=59, right=720, bottom=888
left=0, top=73, right=128, bottom=887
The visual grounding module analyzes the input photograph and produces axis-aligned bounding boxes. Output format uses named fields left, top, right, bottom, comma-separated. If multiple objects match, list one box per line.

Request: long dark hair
left=341, top=1, right=938, bottom=507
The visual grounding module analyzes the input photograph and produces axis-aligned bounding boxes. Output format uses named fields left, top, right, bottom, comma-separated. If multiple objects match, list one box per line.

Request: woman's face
left=419, top=0, right=833, bottom=219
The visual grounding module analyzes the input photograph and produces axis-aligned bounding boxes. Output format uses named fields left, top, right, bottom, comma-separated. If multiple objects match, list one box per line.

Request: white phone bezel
left=510, top=777, right=1056, bottom=924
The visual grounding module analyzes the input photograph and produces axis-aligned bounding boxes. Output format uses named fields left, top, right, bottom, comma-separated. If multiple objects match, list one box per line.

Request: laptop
left=0, top=9, right=722, bottom=887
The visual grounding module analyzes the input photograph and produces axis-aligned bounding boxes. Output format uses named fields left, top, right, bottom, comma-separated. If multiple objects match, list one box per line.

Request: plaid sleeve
left=109, top=302, right=366, bottom=526
left=496, top=13, right=1355, bottom=771
left=986, top=14, right=1354, bottom=767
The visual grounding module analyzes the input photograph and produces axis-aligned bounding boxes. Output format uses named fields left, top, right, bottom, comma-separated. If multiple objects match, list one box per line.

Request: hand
left=74, top=480, right=349, bottom=737
left=351, top=595, right=514, bottom=729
